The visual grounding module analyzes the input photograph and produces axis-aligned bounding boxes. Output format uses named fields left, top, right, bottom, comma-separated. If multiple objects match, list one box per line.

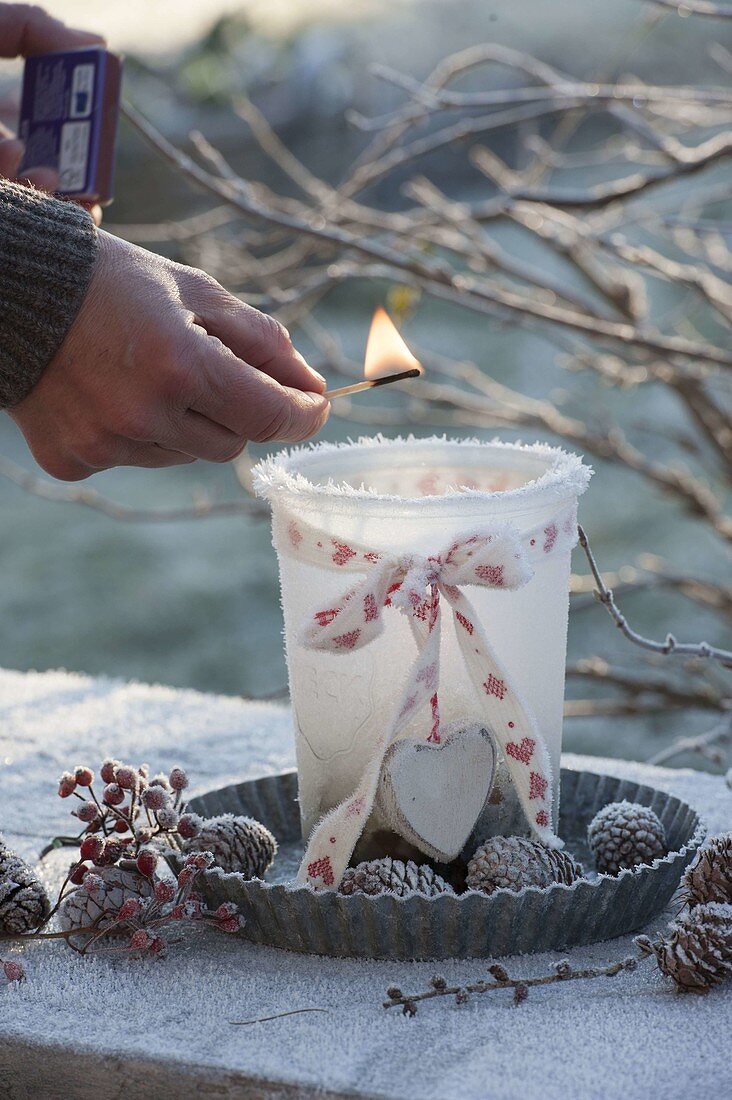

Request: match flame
left=363, top=307, right=423, bottom=380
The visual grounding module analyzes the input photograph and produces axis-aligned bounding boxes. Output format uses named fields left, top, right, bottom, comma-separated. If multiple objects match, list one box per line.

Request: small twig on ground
left=230, top=1009, right=329, bottom=1025
left=384, top=956, right=639, bottom=1014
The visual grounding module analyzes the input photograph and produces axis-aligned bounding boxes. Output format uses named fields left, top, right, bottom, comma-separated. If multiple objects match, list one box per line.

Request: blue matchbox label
left=18, top=47, right=122, bottom=204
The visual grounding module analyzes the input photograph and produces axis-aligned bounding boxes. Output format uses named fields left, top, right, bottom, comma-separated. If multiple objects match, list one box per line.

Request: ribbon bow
left=277, top=510, right=576, bottom=890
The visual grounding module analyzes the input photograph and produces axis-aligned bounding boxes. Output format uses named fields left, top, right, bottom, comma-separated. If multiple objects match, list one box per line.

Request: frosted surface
left=0, top=668, right=729, bottom=1100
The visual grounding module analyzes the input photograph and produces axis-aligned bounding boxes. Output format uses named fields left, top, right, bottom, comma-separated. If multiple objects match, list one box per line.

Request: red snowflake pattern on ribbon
left=455, top=611, right=474, bottom=634
left=307, top=856, right=334, bottom=887
left=506, top=737, right=536, bottom=765
left=483, top=674, right=508, bottom=700
left=543, top=524, right=558, bottom=553
left=287, top=521, right=302, bottom=549
left=333, top=629, right=361, bottom=650
left=475, top=564, right=504, bottom=585
left=363, top=593, right=378, bottom=622
left=529, top=771, right=548, bottom=800
left=332, top=540, right=357, bottom=566
left=314, top=608, right=338, bottom=627
left=535, top=810, right=550, bottom=828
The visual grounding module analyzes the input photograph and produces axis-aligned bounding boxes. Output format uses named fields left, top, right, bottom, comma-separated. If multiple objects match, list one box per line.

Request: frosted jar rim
left=253, top=435, right=592, bottom=518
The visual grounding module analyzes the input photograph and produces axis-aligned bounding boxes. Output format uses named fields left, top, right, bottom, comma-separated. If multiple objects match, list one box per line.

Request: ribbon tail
left=297, top=587, right=443, bottom=890
left=445, top=585, right=563, bottom=849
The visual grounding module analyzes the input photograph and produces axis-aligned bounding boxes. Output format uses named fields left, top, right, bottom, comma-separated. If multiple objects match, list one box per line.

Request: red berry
left=2, top=960, right=25, bottom=982
left=58, top=772, right=76, bottom=798
left=177, top=813, right=201, bottom=840
left=129, top=929, right=151, bottom=951
left=69, top=862, right=89, bottom=886
left=74, top=766, right=94, bottom=787
left=117, top=898, right=142, bottom=921
left=153, top=881, right=176, bottom=904
left=114, top=819, right=130, bottom=834
left=168, top=767, right=188, bottom=791
left=100, top=759, right=118, bottom=784
left=102, top=783, right=124, bottom=806
left=148, top=936, right=166, bottom=956
left=75, top=801, right=97, bottom=823
left=116, top=766, right=138, bottom=791
left=79, top=835, right=104, bottom=862
left=141, top=786, right=167, bottom=811
left=136, top=849, right=158, bottom=877
left=170, top=904, right=186, bottom=921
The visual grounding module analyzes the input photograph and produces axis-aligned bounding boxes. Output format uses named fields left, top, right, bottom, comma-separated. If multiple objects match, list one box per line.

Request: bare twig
left=0, top=455, right=267, bottom=522
left=576, top=526, right=732, bottom=668
left=383, top=956, right=639, bottom=1014
left=644, top=0, right=732, bottom=17
left=647, top=714, right=732, bottom=765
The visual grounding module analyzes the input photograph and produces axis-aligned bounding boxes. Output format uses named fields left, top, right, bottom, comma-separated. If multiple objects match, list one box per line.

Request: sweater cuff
left=0, top=180, right=98, bottom=409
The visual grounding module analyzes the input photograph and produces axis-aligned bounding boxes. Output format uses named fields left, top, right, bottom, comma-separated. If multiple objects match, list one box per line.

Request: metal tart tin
left=174, top=767, right=704, bottom=960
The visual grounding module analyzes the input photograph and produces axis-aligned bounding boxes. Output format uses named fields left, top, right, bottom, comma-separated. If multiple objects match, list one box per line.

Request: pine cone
left=466, top=836, right=583, bottom=896
left=636, top=903, right=732, bottom=993
left=587, top=801, right=667, bottom=875
left=183, top=814, right=276, bottom=878
left=57, top=864, right=152, bottom=941
left=683, top=834, right=732, bottom=907
left=0, top=834, right=50, bottom=934
left=339, top=858, right=454, bottom=898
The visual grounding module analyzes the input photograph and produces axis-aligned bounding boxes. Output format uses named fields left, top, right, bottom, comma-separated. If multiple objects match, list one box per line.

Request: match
left=323, top=368, right=422, bottom=400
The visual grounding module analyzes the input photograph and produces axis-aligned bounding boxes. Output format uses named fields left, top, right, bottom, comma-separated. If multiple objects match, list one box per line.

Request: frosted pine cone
left=0, top=835, right=50, bottom=934
left=340, top=858, right=454, bottom=898
left=683, top=834, right=732, bottom=907
left=588, top=801, right=667, bottom=875
left=466, top=836, right=583, bottom=896
left=183, top=814, right=276, bottom=878
left=636, top=903, right=732, bottom=993
left=57, top=864, right=153, bottom=941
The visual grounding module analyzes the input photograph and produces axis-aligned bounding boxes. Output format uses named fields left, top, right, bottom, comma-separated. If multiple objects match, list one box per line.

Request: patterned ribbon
left=277, top=506, right=578, bottom=891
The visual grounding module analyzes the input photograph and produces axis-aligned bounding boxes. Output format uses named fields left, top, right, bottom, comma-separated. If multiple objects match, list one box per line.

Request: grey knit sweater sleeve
left=0, top=180, right=98, bottom=408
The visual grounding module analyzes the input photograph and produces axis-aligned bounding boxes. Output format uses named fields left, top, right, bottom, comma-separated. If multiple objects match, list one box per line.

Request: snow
left=1, top=667, right=731, bottom=1099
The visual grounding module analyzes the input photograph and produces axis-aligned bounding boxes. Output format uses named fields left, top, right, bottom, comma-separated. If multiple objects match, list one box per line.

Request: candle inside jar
left=323, top=308, right=423, bottom=399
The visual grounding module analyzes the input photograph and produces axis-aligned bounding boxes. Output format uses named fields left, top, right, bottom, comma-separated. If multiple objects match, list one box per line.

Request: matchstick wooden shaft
left=323, top=368, right=421, bottom=399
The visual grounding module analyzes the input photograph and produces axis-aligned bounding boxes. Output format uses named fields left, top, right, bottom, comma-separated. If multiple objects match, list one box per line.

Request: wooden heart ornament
left=376, top=725, right=496, bottom=862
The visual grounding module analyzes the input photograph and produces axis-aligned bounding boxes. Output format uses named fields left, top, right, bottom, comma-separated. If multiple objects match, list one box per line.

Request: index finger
left=0, top=4, right=105, bottom=57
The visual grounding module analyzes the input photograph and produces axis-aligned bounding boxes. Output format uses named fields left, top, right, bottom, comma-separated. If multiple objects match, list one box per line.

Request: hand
left=0, top=4, right=106, bottom=220
left=10, top=231, right=330, bottom=480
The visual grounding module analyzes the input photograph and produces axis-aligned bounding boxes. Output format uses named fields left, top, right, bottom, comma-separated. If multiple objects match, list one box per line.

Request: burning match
left=324, top=307, right=423, bottom=400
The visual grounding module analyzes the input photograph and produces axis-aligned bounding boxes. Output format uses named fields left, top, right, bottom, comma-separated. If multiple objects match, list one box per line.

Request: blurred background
left=0, top=0, right=729, bottom=767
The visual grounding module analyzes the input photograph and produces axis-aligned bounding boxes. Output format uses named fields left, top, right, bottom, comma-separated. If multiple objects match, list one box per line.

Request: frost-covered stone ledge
left=0, top=669, right=730, bottom=1100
